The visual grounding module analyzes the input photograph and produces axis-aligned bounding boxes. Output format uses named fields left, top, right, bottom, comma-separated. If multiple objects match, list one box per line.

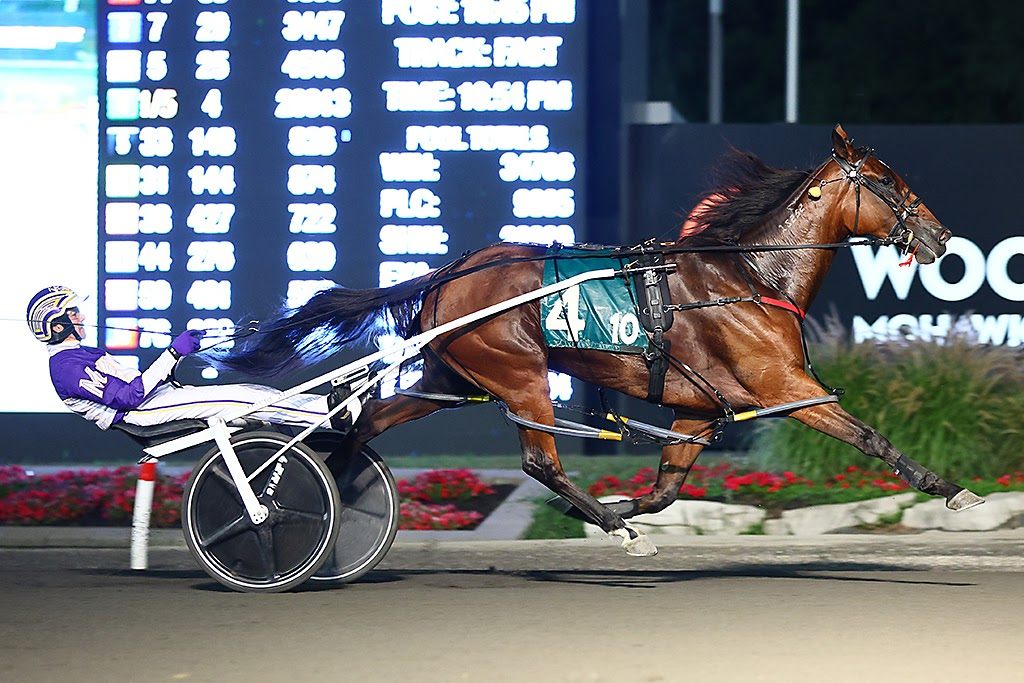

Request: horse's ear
left=831, top=124, right=856, bottom=161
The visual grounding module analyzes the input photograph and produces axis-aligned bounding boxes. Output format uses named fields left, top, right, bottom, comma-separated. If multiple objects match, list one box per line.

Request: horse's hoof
left=947, top=489, right=985, bottom=512
left=623, top=534, right=659, bottom=557
left=609, top=526, right=658, bottom=557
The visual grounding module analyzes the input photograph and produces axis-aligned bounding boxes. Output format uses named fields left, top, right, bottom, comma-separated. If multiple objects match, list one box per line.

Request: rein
left=18, top=147, right=923, bottom=370
left=9, top=235, right=875, bottom=344
left=17, top=318, right=261, bottom=352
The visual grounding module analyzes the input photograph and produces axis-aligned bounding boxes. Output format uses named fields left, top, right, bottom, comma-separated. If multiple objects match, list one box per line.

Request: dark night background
left=648, top=0, right=1024, bottom=124
left=6, top=0, right=1022, bottom=460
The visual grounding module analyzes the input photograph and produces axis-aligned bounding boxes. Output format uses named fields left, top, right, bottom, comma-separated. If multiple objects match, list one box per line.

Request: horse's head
left=830, top=124, right=952, bottom=264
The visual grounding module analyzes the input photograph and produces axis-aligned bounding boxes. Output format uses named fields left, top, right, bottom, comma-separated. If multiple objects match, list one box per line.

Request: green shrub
left=523, top=498, right=585, bottom=538
left=752, top=317, right=1024, bottom=480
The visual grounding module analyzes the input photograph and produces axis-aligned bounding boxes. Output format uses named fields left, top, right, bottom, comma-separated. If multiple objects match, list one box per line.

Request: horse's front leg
left=511, top=397, right=658, bottom=556
left=790, top=398, right=984, bottom=510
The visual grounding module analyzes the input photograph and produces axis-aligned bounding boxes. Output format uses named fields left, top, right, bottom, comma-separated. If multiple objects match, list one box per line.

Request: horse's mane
left=683, top=149, right=811, bottom=244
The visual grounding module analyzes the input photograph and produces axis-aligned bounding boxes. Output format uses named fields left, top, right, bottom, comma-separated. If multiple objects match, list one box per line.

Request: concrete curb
left=6, top=530, right=1023, bottom=574
left=375, top=529, right=1024, bottom=573
left=0, top=526, right=186, bottom=549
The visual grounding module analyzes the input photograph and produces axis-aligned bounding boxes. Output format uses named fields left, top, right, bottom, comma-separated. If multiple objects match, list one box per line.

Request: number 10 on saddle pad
left=541, top=251, right=647, bottom=354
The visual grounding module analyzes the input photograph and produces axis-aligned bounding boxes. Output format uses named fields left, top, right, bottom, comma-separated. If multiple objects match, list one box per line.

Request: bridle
left=823, top=148, right=923, bottom=255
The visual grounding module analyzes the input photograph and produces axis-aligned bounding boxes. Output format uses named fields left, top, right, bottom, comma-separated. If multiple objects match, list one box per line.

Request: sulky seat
left=110, top=418, right=273, bottom=450
left=109, top=419, right=210, bottom=449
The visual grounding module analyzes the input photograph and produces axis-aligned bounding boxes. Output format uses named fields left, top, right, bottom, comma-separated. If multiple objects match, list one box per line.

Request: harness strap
left=602, top=411, right=711, bottom=445
left=728, top=394, right=840, bottom=422
left=492, top=400, right=714, bottom=446
left=646, top=337, right=671, bottom=404
left=395, top=388, right=491, bottom=403
left=631, top=251, right=675, bottom=334
left=734, top=252, right=807, bottom=320
left=759, top=296, right=806, bottom=319
left=497, top=402, right=624, bottom=441
left=629, top=250, right=676, bottom=405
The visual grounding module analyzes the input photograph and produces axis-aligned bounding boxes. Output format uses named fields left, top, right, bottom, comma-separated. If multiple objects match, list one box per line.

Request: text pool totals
left=98, top=0, right=586, bottom=397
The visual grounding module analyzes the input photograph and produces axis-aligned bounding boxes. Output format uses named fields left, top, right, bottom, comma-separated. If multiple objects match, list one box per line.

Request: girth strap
left=646, top=337, right=671, bottom=404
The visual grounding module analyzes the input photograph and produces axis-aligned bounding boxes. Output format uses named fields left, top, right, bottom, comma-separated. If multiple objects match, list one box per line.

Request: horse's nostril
left=938, top=228, right=952, bottom=243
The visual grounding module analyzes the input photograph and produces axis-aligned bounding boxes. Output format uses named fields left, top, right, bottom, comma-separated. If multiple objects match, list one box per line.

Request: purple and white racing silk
left=46, top=340, right=330, bottom=430
left=121, top=383, right=330, bottom=428
left=48, top=340, right=177, bottom=429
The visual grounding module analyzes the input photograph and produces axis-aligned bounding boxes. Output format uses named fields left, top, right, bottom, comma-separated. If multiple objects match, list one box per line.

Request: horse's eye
left=881, top=176, right=893, bottom=186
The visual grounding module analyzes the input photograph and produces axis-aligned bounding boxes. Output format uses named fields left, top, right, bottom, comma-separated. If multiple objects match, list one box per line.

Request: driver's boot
left=326, top=384, right=354, bottom=433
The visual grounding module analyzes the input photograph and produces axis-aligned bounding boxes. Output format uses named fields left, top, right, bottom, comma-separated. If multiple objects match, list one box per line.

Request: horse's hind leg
left=490, top=372, right=655, bottom=555
left=790, top=399, right=984, bottom=510
left=514, top=409, right=659, bottom=556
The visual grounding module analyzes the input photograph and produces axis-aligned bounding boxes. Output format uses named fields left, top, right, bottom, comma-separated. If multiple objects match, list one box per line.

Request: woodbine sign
left=852, top=237, right=1024, bottom=345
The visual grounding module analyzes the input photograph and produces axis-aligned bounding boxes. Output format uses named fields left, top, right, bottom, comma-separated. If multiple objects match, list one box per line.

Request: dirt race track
left=1, top=533, right=1023, bottom=682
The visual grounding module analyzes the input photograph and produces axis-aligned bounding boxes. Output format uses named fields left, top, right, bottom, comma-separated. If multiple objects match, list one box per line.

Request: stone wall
left=583, top=493, right=1024, bottom=536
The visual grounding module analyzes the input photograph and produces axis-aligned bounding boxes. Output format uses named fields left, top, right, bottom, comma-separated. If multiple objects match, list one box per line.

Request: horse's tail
left=212, top=275, right=434, bottom=377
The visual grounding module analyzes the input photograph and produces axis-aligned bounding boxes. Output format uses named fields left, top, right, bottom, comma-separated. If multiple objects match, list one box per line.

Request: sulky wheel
left=303, top=434, right=399, bottom=584
left=182, top=431, right=340, bottom=593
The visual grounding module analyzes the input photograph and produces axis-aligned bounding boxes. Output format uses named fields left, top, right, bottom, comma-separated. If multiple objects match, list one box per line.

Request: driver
left=28, top=285, right=344, bottom=430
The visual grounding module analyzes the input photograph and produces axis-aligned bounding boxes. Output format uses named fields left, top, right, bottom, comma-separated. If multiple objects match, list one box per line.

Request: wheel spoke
left=255, top=527, right=277, bottom=578
left=199, top=512, right=250, bottom=549
left=208, top=464, right=243, bottom=504
left=276, top=507, right=328, bottom=524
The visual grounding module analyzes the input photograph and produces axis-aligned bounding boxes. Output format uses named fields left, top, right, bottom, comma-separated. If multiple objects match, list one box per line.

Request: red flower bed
left=590, top=466, right=708, bottom=499
left=399, top=501, right=483, bottom=530
left=587, top=463, right=917, bottom=508
left=397, top=468, right=494, bottom=502
left=995, top=472, right=1024, bottom=487
left=0, top=466, right=502, bottom=531
left=396, top=469, right=496, bottom=531
left=0, top=466, right=188, bottom=527
left=9, top=463, right=1020, bottom=530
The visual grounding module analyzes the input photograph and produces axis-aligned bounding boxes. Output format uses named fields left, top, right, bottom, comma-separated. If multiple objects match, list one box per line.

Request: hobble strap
left=893, top=454, right=929, bottom=490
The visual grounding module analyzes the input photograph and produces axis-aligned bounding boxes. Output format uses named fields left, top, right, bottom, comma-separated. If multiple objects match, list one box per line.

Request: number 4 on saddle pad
left=541, top=250, right=647, bottom=354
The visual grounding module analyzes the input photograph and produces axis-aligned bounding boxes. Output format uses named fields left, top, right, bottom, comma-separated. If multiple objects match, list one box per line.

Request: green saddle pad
left=541, top=249, right=647, bottom=354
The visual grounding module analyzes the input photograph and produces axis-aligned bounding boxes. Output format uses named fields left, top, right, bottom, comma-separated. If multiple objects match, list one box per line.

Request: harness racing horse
left=219, top=125, right=983, bottom=556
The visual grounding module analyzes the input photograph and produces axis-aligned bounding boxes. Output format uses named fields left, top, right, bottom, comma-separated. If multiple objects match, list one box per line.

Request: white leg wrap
left=609, top=524, right=658, bottom=557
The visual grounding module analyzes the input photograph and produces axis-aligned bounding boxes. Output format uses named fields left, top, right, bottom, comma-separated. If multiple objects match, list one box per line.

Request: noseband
left=826, top=149, right=923, bottom=253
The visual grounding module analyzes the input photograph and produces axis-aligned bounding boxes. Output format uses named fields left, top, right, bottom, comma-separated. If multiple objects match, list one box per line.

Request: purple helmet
left=26, top=286, right=81, bottom=344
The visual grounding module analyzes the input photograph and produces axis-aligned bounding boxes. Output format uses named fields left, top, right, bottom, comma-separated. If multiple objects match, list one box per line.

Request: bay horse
left=219, top=125, right=983, bottom=556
